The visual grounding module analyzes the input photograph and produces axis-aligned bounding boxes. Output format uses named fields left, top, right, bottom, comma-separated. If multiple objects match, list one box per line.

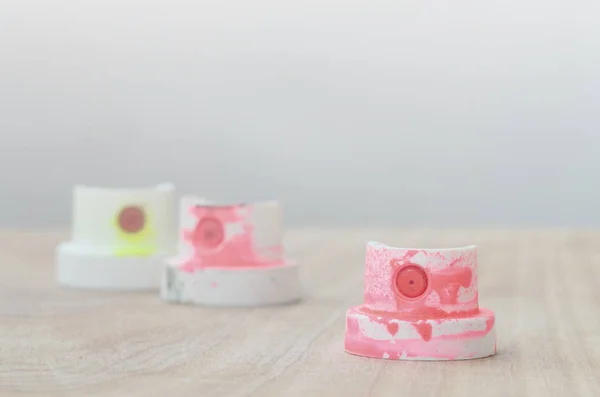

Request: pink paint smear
left=180, top=204, right=284, bottom=272
left=364, top=246, right=480, bottom=316
left=345, top=307, right=495, bottom=360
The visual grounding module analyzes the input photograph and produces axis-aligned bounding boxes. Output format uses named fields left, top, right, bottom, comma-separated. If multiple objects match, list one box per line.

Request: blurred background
left=0, top=0, right=598, bottom=229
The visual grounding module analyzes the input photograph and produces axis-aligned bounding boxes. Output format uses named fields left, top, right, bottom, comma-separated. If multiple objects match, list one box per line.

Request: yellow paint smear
left=112, top=207, right=158, bottom=257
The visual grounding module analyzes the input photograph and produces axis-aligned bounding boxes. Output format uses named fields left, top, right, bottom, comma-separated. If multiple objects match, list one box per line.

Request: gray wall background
left=1, top=0, right=598, bottom=228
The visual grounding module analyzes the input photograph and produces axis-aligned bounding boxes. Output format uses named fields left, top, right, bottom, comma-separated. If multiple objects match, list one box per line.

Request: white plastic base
left=56, top=242, right=168, bottom=290
left=344, top=306, right=496, bottom=361
left=161, top=260, right=301, bottom=307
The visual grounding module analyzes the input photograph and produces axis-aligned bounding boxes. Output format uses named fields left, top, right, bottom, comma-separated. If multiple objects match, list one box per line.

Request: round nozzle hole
left=193, top=217, right=225, bottom=249
left=395, top=265, right=428, bottom=299
left=118, top=206, right=145, bottom=233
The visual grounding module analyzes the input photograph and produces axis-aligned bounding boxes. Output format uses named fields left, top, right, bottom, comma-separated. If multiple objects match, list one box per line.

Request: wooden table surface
left=1, top=229, right=599, bottom=397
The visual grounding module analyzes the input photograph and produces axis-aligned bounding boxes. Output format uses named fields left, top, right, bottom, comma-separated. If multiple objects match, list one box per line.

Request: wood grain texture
left=1, top=229, right=599, bottom=397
